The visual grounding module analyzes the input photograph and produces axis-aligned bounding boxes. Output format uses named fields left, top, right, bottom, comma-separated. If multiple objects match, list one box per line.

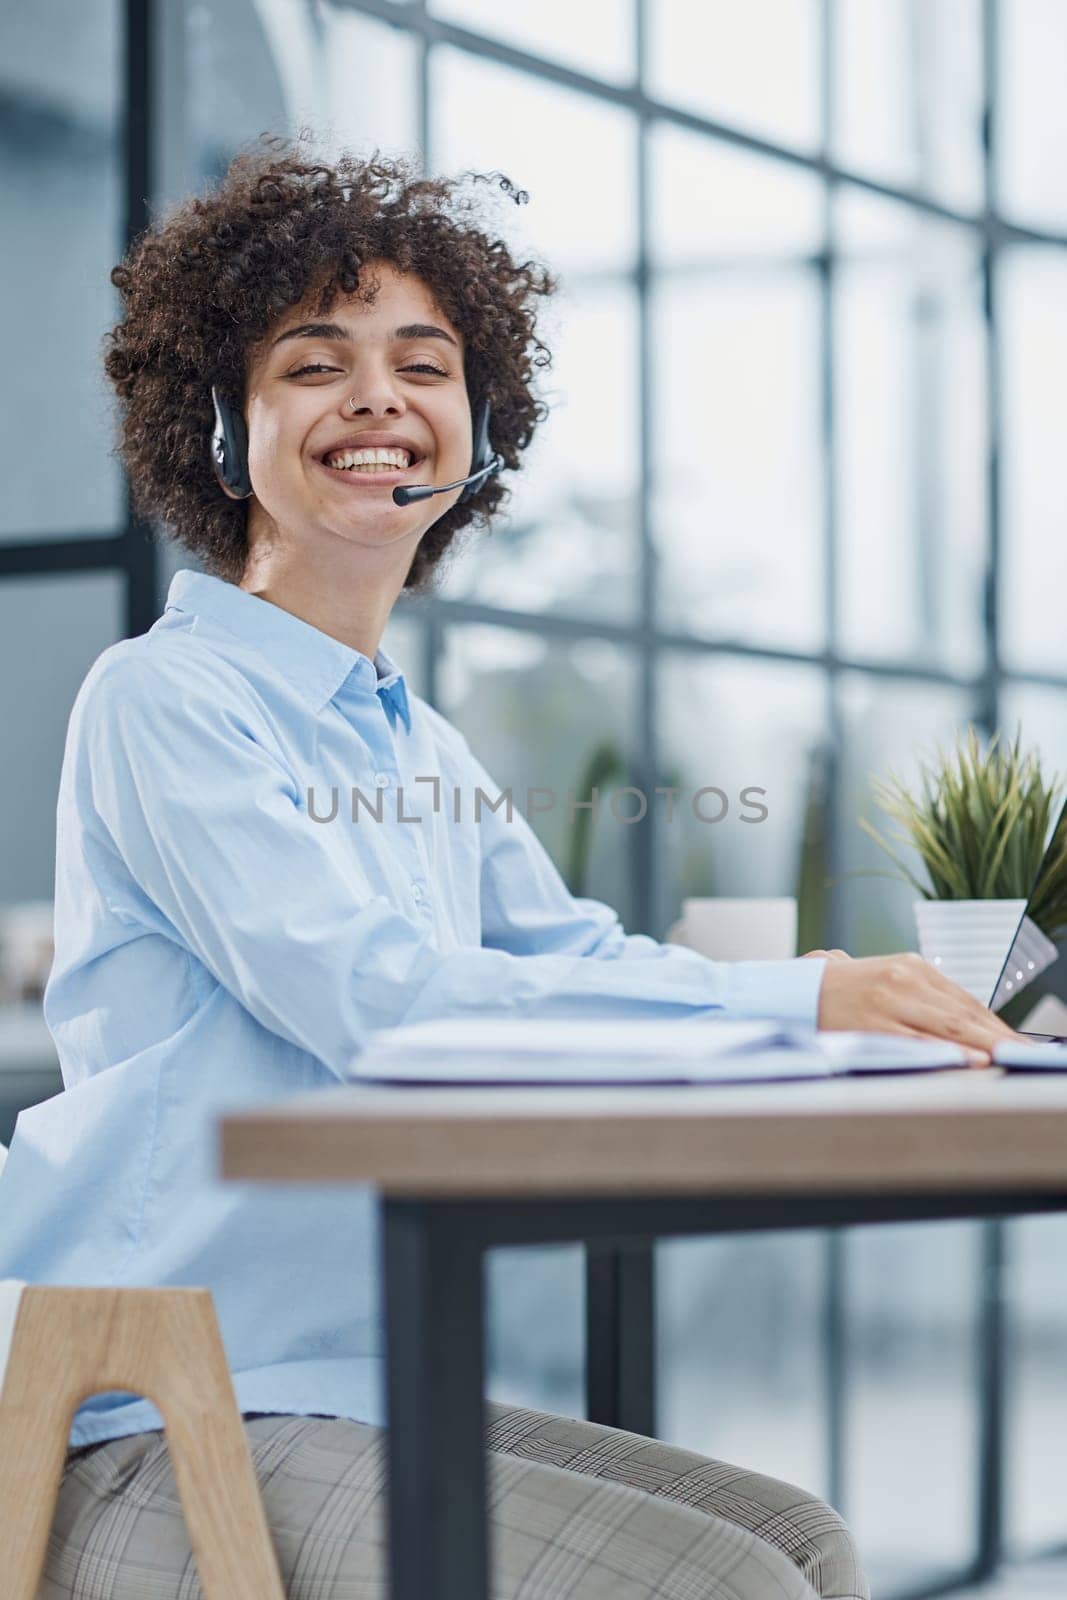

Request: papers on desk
left=346, top=1018, right=968, bottom=1086
left=992, top=1038, right=1067, bottom=1070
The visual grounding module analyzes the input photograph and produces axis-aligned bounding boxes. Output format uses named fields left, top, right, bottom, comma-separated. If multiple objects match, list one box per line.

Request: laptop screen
left=990, top=800, right=1067, bottom=1034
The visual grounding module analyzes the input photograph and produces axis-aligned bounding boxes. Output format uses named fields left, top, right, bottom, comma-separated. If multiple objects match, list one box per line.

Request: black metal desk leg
left=976, top=1218, right=1006, bottom=1576
left=585, top=1243, right=656, bottom=1435
left=382, top=1199, right=488, bottom=1600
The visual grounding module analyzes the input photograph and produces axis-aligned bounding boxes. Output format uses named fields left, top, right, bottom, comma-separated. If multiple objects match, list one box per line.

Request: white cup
left=666, top=897, right=798, bottom=962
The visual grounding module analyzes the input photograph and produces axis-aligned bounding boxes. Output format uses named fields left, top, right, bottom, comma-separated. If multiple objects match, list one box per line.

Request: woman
left=4, top=140, right=1011, bottom=1599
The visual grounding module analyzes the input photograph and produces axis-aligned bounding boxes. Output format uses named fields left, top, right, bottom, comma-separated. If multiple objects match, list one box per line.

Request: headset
left=210, top=386, right=503, bottom=508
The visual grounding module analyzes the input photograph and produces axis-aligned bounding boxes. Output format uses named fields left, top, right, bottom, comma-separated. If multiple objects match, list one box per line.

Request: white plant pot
left=914, top=898, right=1028, bottom=1004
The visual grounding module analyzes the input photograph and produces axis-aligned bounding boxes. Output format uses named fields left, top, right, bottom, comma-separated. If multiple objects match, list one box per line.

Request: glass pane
left=0, top=0, right=123, bottom=540
left=997, top=0, right=1067, bottom=233
left=650, top=123, right=825, bottom=263
left=651, top=272, right=825, bottom=652
left=654, top=655, right=827, bottom=940
left=836, top=675, right=976, bottom=957
left=999, top=248, right=1067, bottom=677
left=657, top=1232, right=829, bottom=1499
left=438, top=277, right=640, bottom=621
left=834, top=189, right=986, bottom=674
left=156, top=537, right=195, bottom=616
left=649, top=0, right=821, bottom=152
left=0, top=572, right=124, bottom=908
left=429, top=0, right=635, bottom=86
left=1004, top=1216, right=1067, bottom=1552
left=649, top=129, right=824, bottom=650
left=379, top=608, right=429, bottom=702
left=831, top=0, right=984, bottom=209
left=175, top=1, right=418, bottom=199
left=430, top=49, right=638, bottom=276
left=437, top=626, right=639, bottom=930
left=317, top=6, right=419, bottom=159
left=845, top=1222, right=982, bottom=1591
left=487, top=1245, right=585, bottom=1417
left=999, top=682, right=1067, bottom=780
left=179, top=0, right=290, bottom=190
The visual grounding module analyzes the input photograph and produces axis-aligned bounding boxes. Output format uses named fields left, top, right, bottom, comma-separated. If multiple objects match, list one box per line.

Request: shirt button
left=374, top=772, right=390, bottom=788
left=412, top=880, right=425, bottom=901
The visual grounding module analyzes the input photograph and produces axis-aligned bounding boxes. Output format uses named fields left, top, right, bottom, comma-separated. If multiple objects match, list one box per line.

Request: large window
left=5, top=3, right=1067, bottom=1591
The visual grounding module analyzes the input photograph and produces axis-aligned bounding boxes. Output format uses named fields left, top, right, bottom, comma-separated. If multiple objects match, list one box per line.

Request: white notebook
left=346, top=1019, right=967, bottom=1086
left=992, top=1039, right=1067, bottom=1070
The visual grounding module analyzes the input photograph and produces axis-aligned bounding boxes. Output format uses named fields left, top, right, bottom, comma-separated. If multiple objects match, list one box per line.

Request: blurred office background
left=3, top=1, right=1067, bottom=1592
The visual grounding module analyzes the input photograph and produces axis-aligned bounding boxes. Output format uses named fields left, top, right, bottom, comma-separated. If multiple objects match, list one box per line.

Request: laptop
left=988, top=798, right=1067, bottom=1064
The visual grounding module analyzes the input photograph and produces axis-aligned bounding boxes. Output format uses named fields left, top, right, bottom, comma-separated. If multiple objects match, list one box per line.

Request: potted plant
left=565, top=739, right=628, bottom=899
left=566, top=742, right=694, bottom=929
left=860, top=728, right=1066, bottom=1001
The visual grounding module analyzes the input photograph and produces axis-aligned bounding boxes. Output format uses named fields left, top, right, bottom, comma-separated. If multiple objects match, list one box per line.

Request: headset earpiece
left=210, top=386, right=253, bottom=500
left=459, top=397, right=494, bottom=504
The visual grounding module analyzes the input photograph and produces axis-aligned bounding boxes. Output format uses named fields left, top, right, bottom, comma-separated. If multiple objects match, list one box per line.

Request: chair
left=0, top=1258, right=286, bottom=1599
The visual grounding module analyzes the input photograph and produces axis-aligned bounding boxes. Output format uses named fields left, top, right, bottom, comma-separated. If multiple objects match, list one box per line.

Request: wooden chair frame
left=0, top=1285, right=285, bottom=1599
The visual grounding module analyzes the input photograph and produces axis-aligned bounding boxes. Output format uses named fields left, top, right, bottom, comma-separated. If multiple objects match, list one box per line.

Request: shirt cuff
left=720, top=957, right=827, bottom=1027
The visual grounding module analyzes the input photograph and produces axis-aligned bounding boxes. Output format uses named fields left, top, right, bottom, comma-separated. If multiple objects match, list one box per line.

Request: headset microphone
left=392, top=397, right=502, bottom=506
left=391, top=456, right=502, bottom=506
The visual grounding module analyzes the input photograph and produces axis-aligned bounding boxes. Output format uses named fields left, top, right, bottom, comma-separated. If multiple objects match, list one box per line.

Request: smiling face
left=241, top=261, right=472, bottom=568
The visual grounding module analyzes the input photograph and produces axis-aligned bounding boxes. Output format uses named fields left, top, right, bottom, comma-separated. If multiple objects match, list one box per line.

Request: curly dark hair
left=104, top=136, right=558, bottom=589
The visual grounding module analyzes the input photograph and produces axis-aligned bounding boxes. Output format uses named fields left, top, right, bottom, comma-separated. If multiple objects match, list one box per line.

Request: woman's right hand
left=816, top=951, right=1019, bottom=1066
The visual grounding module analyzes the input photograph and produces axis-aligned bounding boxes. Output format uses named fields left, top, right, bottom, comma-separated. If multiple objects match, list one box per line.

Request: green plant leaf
left=860, top=725, right=1064, bottom=903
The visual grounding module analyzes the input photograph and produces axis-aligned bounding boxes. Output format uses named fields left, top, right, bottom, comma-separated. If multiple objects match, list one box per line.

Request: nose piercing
left=347, top=396, right=359, bottom=413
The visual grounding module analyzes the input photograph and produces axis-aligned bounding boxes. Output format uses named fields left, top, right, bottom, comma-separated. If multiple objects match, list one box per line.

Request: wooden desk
left=218, top=1069, right=1067, bottom=1600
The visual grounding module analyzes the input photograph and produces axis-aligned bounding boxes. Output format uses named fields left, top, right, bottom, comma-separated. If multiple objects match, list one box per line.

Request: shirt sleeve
left=451, top=728, right=826, bottom=1028
left=83, top=653, right=825, bottom=1082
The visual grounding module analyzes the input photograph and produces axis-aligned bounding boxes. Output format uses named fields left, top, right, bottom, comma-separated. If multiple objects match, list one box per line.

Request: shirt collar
left=162, top=569, right=412, bottom=733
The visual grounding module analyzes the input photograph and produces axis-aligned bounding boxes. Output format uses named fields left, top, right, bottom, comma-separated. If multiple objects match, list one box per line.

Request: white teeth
left=325, top=447, right=412, bottom=471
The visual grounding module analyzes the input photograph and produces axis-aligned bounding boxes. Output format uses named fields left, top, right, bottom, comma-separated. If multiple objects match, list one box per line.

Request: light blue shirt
left=0, top=569, right=825, bottom=1447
